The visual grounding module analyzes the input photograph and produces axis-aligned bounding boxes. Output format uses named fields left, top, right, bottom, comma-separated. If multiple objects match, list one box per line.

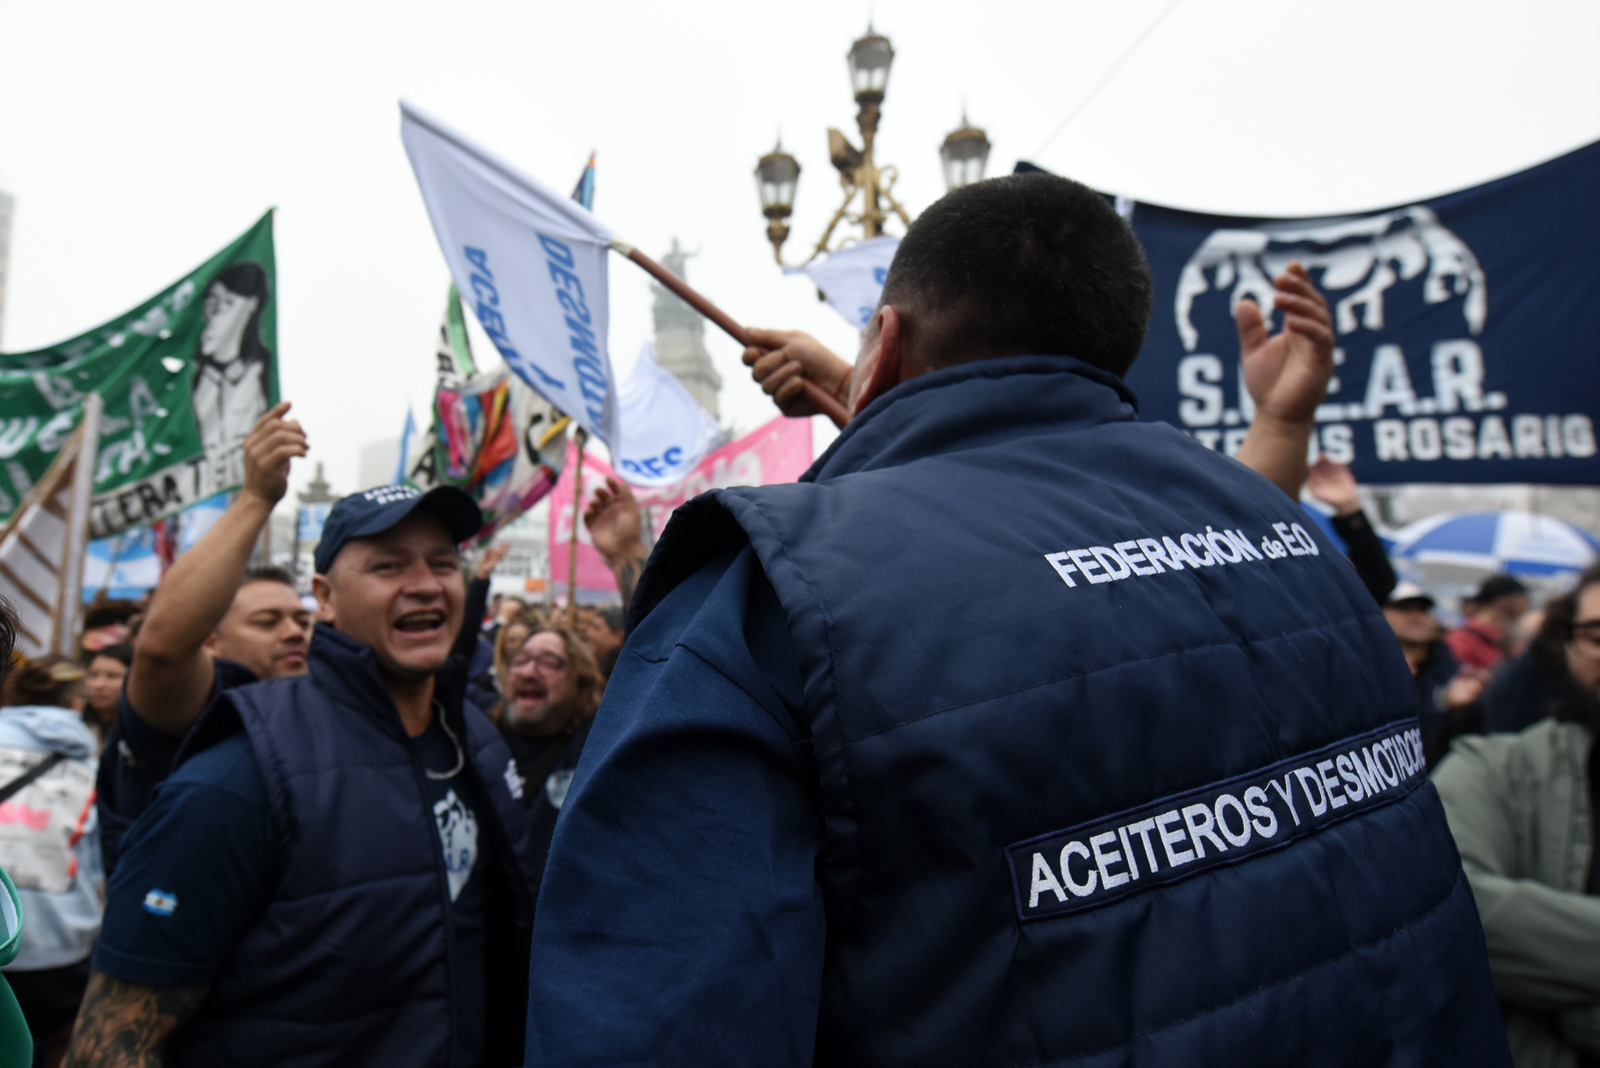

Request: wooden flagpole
left=610, top=240, right=851, bottom=429
left=55, top=394, right=101, bottom=655
left=565, top=427, right=587, bottom=631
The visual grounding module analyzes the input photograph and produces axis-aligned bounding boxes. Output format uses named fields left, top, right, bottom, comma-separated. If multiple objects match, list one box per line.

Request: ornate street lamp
left=940, top=115, right=991, bottom=191
left=755, top=27, right=915, bottom=266
left=754, top=144, right=801, bottom=254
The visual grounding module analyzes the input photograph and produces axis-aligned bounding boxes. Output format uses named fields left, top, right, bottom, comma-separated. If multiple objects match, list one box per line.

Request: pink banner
left=548, top=415, right=813, bottom=600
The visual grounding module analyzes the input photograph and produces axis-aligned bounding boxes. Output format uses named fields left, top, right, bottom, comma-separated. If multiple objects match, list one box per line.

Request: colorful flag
left=0, top=213, right=276, bottom=537
left=401, top=102, right=619, bottom=446
left=571, top=152, right=596, bottom=210
left=405, top=288, right=570, bottom=541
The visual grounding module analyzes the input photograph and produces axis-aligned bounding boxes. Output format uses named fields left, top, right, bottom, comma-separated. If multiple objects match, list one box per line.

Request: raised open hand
left=1304, top=457, right=1361, bottom=516
left=476, top=542, right=511, bottom=578
left=241, top=401, right=308, bottom=506
left=582, top=476, right=643, bottom=564
left=1237, top=261, right=1336, bottom=427
left=742, top=328, right=853, bottom=418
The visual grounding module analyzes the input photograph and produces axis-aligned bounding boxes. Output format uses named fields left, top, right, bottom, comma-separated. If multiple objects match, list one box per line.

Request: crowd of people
left=0, top=172, right=1590, bottom=1065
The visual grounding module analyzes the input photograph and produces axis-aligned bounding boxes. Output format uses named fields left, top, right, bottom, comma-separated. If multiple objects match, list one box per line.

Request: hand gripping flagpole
left=609, top=241, right=852, bottom=429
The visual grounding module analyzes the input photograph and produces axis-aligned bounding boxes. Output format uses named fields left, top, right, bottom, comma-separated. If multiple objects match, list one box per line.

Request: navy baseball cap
left=313, top=484, right=482, bottom=574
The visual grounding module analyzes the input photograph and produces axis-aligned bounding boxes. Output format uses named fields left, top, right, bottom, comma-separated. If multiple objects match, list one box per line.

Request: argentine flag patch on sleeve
left=143, top=889, right=178, bottom=917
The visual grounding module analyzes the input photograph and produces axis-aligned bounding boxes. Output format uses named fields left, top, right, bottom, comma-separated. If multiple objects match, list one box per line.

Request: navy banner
left=1119, top=141, right=1600, bottom=485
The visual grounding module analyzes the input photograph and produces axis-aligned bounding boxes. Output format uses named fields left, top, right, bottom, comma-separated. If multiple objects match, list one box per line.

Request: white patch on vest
left=433, top=789, right=479, bottom=902
left=503, top=758, right=525, bottom=800
left=545, top=768, right=575, bottom=810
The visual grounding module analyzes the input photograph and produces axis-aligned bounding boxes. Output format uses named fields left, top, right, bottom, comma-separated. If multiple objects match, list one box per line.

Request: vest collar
left=308, top=625, right=469, bottom=737
left=804, top=355, right=1139, bottom=484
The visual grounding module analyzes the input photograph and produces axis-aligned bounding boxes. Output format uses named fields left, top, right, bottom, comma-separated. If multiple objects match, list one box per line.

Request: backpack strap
left=0, top=752, right=66, bottom=805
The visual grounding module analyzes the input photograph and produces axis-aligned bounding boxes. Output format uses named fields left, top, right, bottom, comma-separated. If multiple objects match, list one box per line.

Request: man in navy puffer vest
left=74, top=485, right=538, bottom=1068
left=524, top=174, right=1510, bottom=1066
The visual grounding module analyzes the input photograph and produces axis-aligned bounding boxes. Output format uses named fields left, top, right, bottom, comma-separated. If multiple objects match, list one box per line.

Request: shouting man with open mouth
left=71, top=483, right=541, bottom=1068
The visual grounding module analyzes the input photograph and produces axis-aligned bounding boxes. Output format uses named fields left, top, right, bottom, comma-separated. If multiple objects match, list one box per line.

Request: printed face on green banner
left=0, top=213, right=277, bottom=537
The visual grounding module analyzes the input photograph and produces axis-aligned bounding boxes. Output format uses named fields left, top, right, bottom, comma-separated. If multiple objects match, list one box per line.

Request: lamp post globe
left=755, top=145, right=801, bottom=262
left=847, top=29, right=895, bottom=105
left=940, top=118, right=991, bottom=192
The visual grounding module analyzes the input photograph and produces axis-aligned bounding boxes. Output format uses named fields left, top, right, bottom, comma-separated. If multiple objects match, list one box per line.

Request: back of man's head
left=880, top=173, right=1153, bottom=377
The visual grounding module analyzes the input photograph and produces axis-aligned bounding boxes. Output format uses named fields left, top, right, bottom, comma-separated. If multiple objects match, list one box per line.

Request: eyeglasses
left=1569, top=621, right=1600, bottom=659
left=511, top=651, right=568, bottom=674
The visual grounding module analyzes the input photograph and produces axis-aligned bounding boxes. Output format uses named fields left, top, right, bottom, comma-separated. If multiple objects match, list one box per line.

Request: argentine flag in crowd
left=401, top=102, right=620, bottom=447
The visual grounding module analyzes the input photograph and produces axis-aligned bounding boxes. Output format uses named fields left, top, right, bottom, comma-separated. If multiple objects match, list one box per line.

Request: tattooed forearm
left=612, top=551, right=647, bottom=614
left=65, top=971, right=208, bottom=1068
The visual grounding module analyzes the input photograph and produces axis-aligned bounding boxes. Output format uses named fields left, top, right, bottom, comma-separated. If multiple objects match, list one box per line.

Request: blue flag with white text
left=1118, top=140, right=1600, bottom=485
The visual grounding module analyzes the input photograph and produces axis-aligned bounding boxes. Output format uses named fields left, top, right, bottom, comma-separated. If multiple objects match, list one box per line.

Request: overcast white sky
left=1, top=0, right=1596, bottom=505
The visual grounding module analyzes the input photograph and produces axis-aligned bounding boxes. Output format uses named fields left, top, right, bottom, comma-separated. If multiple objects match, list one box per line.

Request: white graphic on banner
left=1171, top=206, right=1595, bottom=467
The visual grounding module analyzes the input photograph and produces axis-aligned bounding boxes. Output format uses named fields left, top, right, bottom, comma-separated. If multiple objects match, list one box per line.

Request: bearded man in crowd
left=498, top=627, right=604, bottom=888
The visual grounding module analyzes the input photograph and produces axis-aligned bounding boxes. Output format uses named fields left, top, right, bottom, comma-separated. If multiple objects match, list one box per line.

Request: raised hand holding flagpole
left=608, top=242, right=850, bottom=427
left=400, top=101, right=851, bottom=449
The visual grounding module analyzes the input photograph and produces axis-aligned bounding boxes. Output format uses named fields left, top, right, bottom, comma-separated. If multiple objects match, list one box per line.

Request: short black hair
left=880, top=173, right=1153, bottom=376
left=242, top=564, right=296, bottom=590
left=596, top=605, right=625, bottom=634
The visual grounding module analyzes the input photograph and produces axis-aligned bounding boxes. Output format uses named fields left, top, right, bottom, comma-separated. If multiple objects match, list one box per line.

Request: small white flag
left=612, top=342, right=722, bottom=487
left=401, top=101, right=620, bottom=446
left=792, top=236, right=901, bottom=330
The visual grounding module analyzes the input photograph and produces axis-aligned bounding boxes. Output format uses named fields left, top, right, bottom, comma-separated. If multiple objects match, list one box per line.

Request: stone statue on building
left=651, top=238, right=722, bottom=419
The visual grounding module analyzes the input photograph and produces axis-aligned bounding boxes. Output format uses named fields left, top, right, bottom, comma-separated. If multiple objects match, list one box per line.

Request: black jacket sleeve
left=1330, top=509, right=1397, bottom=606
left=454, top=576, right=491, bottom=662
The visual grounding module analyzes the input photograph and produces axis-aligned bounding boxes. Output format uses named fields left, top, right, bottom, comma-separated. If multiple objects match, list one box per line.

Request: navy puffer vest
left=169, top=626, right=538, bottom=1068
left=632, top=356, right=1509, bottom=1067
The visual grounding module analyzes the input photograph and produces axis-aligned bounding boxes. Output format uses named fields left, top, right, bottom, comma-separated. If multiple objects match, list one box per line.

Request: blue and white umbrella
left=1390, top=510, right=1600, bottom=576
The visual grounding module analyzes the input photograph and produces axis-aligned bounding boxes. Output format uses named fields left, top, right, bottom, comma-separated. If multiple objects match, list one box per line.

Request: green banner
left=0, top=212, right=276, bottom=537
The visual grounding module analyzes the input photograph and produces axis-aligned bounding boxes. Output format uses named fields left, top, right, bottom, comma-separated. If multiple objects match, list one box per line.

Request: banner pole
left=610, top=240, right=851, bottom=429
left=565, top=428, right=587, bottom=631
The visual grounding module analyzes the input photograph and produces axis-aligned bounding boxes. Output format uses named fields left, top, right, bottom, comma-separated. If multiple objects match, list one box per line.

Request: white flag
left=400, top=101, right=620, bottom=446
left=793, top=236, right=901, bottom=330
left=612, top=342, right=722, bottom=488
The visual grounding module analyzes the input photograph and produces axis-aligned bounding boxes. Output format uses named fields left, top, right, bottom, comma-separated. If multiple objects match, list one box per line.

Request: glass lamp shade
left=848, top=32, right=894, bottom=102
left=755, top=148, right=801, bottom=218
left=940, top=123, right=991, bottom=191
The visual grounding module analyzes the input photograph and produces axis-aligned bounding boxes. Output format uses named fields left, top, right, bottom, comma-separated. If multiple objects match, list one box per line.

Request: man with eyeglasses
left=69, top=484, right=539, bottom=1068
left=1435, top=565, right=1600, bottom=1066
left=498, top=628, right=605, bottom=885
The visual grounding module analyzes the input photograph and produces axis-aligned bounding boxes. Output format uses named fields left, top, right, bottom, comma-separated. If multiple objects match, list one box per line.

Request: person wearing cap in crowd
left=1384, top=581, right=1486, bottom=766
left=94, top=402, right=314, bottom=879
left=68, top=482, right=538, bottom=1068
left=1449, top=574, right=1531, bottom=673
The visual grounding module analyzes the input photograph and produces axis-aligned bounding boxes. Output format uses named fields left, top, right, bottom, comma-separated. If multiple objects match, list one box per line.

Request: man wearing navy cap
left=69, top=484, right=538, bottom=1068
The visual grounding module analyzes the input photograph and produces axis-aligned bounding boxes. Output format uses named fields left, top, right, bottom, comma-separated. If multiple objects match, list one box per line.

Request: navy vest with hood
left=169, top=626, right=538, bottom=1068
left=631, top=355, right=1509, bottom=1067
